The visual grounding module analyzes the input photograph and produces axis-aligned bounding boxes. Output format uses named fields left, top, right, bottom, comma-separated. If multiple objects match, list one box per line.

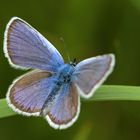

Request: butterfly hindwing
left=73, top=54, right=115, bottom=98
left=7, top=70, right=56, bottom=116
left=46, top=83, right=80, bottom=129
left=4, top=17, right=64, bottom=72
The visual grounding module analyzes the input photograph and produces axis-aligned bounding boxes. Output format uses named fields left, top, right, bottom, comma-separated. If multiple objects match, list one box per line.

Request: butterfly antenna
left=60, top=36, right=71, bottom=62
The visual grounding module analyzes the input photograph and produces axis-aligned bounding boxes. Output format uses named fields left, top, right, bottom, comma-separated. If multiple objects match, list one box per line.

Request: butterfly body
left=56, top=63, right=75, bottom=83
left=4, top=17, right=115, bottom=129
left=41, top=63, right=75, bottom=115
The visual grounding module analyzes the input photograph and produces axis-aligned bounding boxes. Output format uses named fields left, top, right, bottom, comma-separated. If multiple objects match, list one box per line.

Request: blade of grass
left=0, top=85, right=140, bottom=119
left=0, top=99, right=16, bottom=118
left=90, top=85, right=140, bottom=101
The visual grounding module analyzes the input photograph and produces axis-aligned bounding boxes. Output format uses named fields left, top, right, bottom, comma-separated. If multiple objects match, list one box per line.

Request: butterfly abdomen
left=40, top=82, right=62, bottom=116
left=40, top=64, right=75, bottom=116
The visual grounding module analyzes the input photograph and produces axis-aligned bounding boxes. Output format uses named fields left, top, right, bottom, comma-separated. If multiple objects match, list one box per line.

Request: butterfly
left=3, top=17, right=115, bottom=129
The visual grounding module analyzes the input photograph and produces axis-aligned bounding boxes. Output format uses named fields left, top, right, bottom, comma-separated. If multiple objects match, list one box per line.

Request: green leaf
left=0, top=98, right=16, bottom=119
left=90, top=85, right=140, bottom=101
left=0, top=85, right=140, bottom=119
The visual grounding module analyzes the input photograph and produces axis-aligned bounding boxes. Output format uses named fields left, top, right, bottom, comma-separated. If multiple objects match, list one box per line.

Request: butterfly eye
left=72, top=63, right=76, bottom=67
left=70, top=61, right=73, bottom=65
left=70, top=58, right=77, bottom=67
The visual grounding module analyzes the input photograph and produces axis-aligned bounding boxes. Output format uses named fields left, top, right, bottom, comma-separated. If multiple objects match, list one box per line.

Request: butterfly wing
left=46, top=83, right=80, bottom=129
left=4, top=17, right=64, bottom=72
left=6, top=70, right=56, bottom=116
left=72, top=54, right=115, bottom=98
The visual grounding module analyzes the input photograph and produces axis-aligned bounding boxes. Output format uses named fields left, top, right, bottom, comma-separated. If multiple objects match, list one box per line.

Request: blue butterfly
left=3, top=17, right=115, bottom=129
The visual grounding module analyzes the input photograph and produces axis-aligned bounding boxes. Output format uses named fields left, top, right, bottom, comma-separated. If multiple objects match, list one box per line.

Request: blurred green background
left=0, top=0, right=140, bottom=140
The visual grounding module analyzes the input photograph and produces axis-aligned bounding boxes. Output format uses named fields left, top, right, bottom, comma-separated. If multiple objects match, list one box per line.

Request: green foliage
left=1, top=85, right=140, bottom=119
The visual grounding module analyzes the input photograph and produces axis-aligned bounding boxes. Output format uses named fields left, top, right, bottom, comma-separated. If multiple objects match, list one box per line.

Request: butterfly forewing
left=4, top=17, right=64, bottom=71
left=73, top=54, right=115, bottom=98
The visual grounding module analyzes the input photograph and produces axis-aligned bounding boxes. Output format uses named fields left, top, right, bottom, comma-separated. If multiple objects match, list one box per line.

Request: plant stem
left=0, top=85, right=140, bottom=119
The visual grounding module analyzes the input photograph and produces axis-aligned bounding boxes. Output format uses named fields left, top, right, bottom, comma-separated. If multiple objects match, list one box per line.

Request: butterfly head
left=70, top=58, right=77, bottom=67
